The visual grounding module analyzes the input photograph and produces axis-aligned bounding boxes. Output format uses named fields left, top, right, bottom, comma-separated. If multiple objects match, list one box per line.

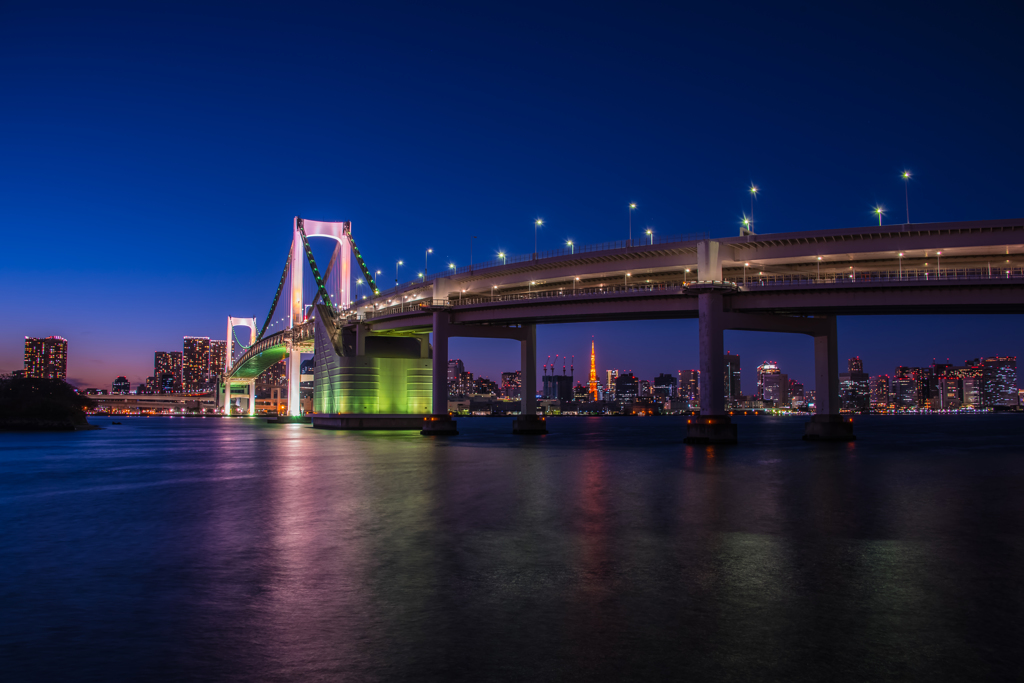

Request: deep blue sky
left=2, top=1, right=1023, bottom=392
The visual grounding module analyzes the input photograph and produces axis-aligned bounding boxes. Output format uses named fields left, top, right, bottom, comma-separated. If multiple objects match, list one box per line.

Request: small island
left=0, top=375, right=96, bottom=431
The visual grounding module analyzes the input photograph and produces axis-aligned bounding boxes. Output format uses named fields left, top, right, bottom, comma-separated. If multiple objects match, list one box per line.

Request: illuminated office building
left=154, top=351, right=182, bottom=393
left=762, top=372, right=789, bottom=405
left=679, top=369, right=699, bottom=403
left=613, top=373, right=639, bottom=403
left=606, top=369, right=620, bottom=400
left=182, top=337, right=211, bottom=392
left=840, top=357, right=871, bottom=412
left=871, top=375, right=891, bottom=409
left=653, top=373, right=676, bottom=400
left=756, top=361, right=780, bottom=400
left=789, top=380, right=805, bottom=406
left=23, top=336, right=68, bottom=380
left=982, top=356, right=1018, bottom=406
left=724, top=353, right=741, bottom=404
left=112, top=376, right=130, bottom=394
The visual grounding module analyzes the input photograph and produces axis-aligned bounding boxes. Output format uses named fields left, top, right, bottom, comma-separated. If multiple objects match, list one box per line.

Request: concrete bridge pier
left=513, top=323, right=547, bottom=434
left=803, top=316, right=855, bottom=441
left=422, top=310, right=459, bottom=435
left=685, top=289, right=737, bottom=444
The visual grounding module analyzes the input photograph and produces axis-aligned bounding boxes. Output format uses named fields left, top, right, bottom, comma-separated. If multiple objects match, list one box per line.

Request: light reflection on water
left=1, top=415, right=1022, bottom=681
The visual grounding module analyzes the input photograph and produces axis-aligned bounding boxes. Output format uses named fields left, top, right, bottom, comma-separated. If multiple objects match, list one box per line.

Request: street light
left=498, top=251, right=506, bottom=265
left=425, top=248, right=432, bottom=276
left=419, top=272, right=424, bottom=282
left=898, top=252, right=904, bottom=278
left=937, top=250, right=942, bottom=276
left=817, top=256, right=822, bottom=280
left=449, top=262, right=456, bottom=273
left=574, top=276, right=579, bottom=294
left=396, top=260, right=403, bottom=290
left=492, top=285, right=497, bottom=301
left=566, top=240, right=574, bottom=254
left=744, top=262, right=749, bottom=284
left=529, top=281, right=535, bottom=293
left=902, top=171, right=912, bottom=224
left=874, top=205, right=885, bottom=226
left=685, top=268, right=691, bottom=283
left=646, top=228, right=653, bottom=245
left=749, top=185, right=758, bottom=229
left=629, top=203, right=636, bottom=243
left=625, top=272, right=631, bottom=287
left=534, top=219, right=543, bottom=258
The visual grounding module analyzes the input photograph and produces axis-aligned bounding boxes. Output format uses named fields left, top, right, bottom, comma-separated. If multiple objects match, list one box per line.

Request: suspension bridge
left=222, top=216, right=1024, bottom=442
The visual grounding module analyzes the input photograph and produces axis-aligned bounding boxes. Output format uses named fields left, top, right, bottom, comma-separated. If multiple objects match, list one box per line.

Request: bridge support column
left=422, top=310, right=458, bottom=435
left=514, top=323, right=547, bottom=434
left=804, top=315, right=855, bottom=441
left=248, top=381, right=256, bottom=417
left=221, top=381, right=230, bottom=416
left=685, top=290, right=737, bottom=444
left=287, top=341, right=302, bottom=417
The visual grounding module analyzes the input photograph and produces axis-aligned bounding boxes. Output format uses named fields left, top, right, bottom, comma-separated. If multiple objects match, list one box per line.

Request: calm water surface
left=1, top=415, right=1022, bottom=682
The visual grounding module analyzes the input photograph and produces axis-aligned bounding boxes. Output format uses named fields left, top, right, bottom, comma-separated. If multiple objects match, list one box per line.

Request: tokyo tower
left=588, top=339, right=598, bottom=400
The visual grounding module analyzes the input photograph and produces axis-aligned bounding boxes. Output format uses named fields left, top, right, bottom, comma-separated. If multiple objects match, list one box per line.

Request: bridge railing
left=738, top=266, right=1024, bottom=289
left=385, top=231, right=709, bottom=294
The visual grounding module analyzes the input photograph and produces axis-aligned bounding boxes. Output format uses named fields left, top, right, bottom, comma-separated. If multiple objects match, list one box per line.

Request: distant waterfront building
left=679, top=369, right=699, bottom=404
left=154, top=351, right=183, bottom=393
left=762, top=372, right=789, bottom=406
left=613, top=373, right=639, bottom=403
left=257, top=359, right=287, bottom=385
left=501, top=371, right=522, bottom=399
left=23, top=336, right=68, bottom=380
left=871, top=375, right=891, bottom=410
left=573, top=382, right=590, bottom=401
left=209, top=340, right=227, bottom=381
left=542, top=371, right=573, bottom=401
left=182, top=337, right=211, bottom=392
left=756, top=361, right=780, bottom=401
left=789, top=380, right=805, bottom=406
left=448, top=359, right=474, bottom=398
left=840, top=357, right=871, bottom=413
left=724, top=353, right=741, bottom=405
left=982, top=356, right=1018, bottom=406
left=112, top=376, right=130, bottom=394
left=653, top=373, right=676, bottom=400
left=474, top=377, right=499, bottom=396
left=605, top=369, right=620, bottom=400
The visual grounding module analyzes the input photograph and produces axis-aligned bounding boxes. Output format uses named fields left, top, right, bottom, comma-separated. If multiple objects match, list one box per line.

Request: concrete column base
left=803, top=414, right=856, bottom=441
left=512, top=415, right=548, bottom=434
left=421, top=414, right=459, bottom=435
left=683, top=415, right=737, bottom=444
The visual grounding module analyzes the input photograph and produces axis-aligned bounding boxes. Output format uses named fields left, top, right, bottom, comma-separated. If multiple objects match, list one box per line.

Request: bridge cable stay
left=232, top=327, right=254, bottom=351
left=309, top=241, right=341, bottom=312
left=255, top=249, right=293, bottom=343
left=296, top=218, right=335, bottom=312
left=347, top=232, right=381, bottom=296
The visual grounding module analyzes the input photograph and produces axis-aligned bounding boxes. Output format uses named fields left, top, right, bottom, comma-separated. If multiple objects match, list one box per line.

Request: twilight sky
left=2, top=1, right=1023, bottom=393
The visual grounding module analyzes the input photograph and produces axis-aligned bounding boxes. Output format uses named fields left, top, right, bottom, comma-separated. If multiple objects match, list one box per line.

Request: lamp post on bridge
left=874, top=205, right=885, bottom=226
left=425, top=248, right=432, bottom=278
left=566, top=240, right=573, bottom=254
left=744, top=262, right=749, bottom=285
left=470, top=236, right=476, bottom=271
left=396, top=260, right=403, bottom=291
left=902, top=171, right=912, bottom=224
left=646, top=228, right=653, bottom=245
left=499, top=251, right=506, bottom=265
left=749, top=185, right=758, bottom=230
left=534, top=220, right=542, bottom=259
left=817, top=256, right=822, bottom=280
left=899, top=252, right=903, bottom=279
left=628, top=203, right=636, bottom=244
left=625, top=272, right=631, bottom=288
left=574, top=276, right=579, bottom=294
left=937, top=251, right=942, bottom=277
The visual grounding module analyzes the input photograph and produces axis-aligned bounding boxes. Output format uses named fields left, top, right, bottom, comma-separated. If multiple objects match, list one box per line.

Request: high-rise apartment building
left=182, top=337, right=211, bottom=392
left=257, top=359, right=287, bottom=385
left=23, top=336, right=68, bottom=380
left=982, top=356, right=1018, bottom=406
left=756, top=361, right=780, bottom=400
left=154, top=351, right=183, bottom=393
left=209, top=340, right=227, bottom=381
left=789, top=380, right=805, bottom=406
left=448, top=359, right=467, bottom=397
left=724, top=353, right=741, bottom=404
